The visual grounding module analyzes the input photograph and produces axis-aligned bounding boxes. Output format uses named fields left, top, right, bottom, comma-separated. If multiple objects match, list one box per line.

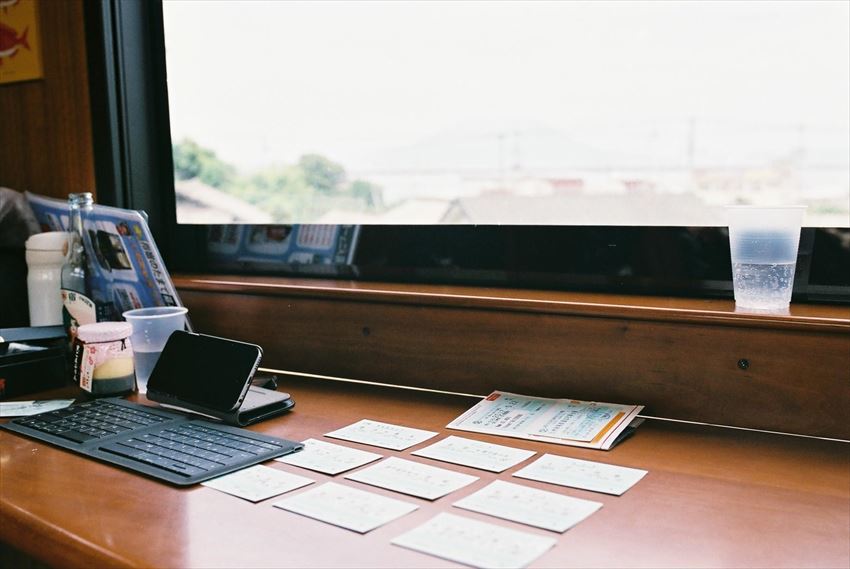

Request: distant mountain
left=352, top=121, right=850, bottom=173
left=358, top=123, right=648, bottom=173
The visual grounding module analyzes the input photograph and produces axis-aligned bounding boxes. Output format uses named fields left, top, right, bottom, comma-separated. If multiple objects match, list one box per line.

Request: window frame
left=85, top=0, right=850, bottom=304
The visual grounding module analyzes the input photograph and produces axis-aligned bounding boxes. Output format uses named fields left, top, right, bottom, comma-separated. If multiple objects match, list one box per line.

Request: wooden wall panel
left=178, top=286, right=850, bottom=439
left=0, top=0, right=94, bottom=200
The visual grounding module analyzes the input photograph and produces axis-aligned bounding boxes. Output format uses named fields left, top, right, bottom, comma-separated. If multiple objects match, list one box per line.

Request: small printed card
left=0, top=399, right=75, bottom=417
left=325, top=419, right=438, bottom=451
left=412, top=435, right=536, bottom=473
left=275, top=438, right=383, bottom=475
left=345, top=457, right=479, bottom=500
left=513, top=453, right=647, bottom=496
left=453, top=480, right=602, bottom=533
left=201, top=465, right=314, bottom=502
left=273, top=482, right=419, bottom=534
left=391, top=512, right=557, bottom=569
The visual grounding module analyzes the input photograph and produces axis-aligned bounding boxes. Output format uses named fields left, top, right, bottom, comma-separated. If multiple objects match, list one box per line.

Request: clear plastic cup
left=122, top=306, right=188, bottom=393
left=726, top=206, right=806, bottom=310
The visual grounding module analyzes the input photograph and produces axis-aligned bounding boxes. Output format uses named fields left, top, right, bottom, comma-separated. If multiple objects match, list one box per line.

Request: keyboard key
left=100, top=444, right=205, bottom=477
left=58, top=430, right=98, bottom=443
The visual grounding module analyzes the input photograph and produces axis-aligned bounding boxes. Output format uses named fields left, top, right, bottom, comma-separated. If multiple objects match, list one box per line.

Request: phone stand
left=148, top=385, right=294, bottom=426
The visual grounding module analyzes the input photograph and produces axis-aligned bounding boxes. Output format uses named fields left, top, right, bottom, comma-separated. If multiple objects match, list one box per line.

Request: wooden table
left=2, top=376, right=848, bottom=568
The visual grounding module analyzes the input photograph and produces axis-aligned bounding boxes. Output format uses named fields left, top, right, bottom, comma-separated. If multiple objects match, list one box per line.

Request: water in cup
left=132, top=349, right=162, bottom=394
left=732, top=261, right=796, bottom=309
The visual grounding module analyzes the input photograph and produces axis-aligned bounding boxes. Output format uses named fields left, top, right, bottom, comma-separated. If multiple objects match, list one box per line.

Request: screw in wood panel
left=737, top=359, right=750, bottom=371
left=362, top=327, right=371, bottom=337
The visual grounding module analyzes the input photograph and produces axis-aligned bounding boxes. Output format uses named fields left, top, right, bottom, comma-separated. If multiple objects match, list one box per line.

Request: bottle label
left=62, top=289, right=97, bottom=344
left=73, top=339, right=132, bottom=393
left=72, top=340, right=91, bottom=392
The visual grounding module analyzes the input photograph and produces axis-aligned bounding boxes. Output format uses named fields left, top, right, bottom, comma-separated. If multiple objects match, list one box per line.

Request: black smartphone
left=146, top=331, right=262, bottom=413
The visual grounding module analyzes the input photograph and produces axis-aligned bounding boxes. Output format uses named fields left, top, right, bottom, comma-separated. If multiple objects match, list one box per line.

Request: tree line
left=173, top=138, right=384, bottom=222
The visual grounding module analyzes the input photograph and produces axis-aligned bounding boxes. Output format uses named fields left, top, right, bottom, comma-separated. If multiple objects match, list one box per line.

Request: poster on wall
left=0, top=0, right=43, bottom=85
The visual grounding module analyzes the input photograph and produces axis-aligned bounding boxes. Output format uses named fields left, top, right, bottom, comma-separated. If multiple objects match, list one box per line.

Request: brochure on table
left=447, top=391, right=644, bottom=450
left=26, top=192, right=183, bottom=322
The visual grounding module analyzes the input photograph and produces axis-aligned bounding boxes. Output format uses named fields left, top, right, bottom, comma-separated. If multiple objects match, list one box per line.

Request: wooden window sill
left=174, top=274, right=850, bottom=332
left=173, top=274, right=850, bottom=439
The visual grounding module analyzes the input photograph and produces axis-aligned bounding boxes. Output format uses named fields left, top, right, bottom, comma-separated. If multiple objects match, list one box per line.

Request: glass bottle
left=62, top=192, right=97, bottom=342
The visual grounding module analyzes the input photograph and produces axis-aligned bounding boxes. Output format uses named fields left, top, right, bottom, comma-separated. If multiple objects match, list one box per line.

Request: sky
left=162, top=0, right=850, bottom=173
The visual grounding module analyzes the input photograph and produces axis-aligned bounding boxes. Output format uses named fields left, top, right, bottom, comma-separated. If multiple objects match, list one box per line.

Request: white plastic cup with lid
left=25, top=231, right=72, bottom=326
left=122, top=306, right=188, bottom=394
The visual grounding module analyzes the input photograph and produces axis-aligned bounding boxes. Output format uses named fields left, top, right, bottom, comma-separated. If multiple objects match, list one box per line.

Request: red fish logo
left=0, top=22, right=29, bottom=65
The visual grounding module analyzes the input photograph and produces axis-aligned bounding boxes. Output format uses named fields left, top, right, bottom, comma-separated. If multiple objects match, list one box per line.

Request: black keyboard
left=2, top=398, right=302, bottom=485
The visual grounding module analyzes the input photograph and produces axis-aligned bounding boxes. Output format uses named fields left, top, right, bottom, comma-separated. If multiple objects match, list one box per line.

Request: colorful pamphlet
left=447, top=391, right=643, bottom=450
left=26, top=192, right=182, bottom=322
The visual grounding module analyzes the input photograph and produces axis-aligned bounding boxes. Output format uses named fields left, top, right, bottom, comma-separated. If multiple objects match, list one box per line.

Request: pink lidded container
left=73, top=322, right=136, bottom=396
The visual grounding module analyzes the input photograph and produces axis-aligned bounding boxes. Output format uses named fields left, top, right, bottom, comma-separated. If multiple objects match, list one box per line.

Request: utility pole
left=796, top=123, right=806, bottom=162
left=497, top=132, right=506, bottom=189
left=687, top=117, right=696, bottom=171
left=512, top=130, right=521, bottom=173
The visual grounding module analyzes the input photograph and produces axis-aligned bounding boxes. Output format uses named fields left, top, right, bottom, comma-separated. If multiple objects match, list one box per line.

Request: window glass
left=163, top=1, right=849, bottom=227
